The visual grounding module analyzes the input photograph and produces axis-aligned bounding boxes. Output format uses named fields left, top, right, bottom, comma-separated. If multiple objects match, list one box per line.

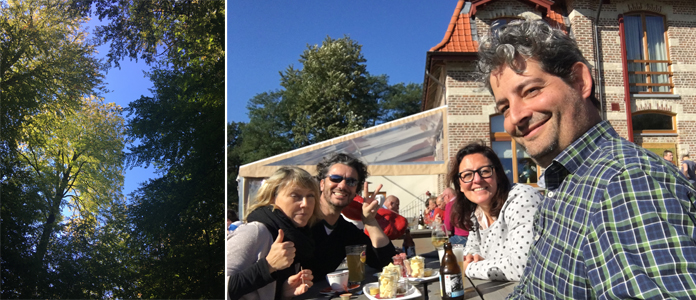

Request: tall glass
left=452, top=244, right=465, bottom=277
left=431, top=223, right=447, bottom=262
left=345, top=245, right=366, bottom=285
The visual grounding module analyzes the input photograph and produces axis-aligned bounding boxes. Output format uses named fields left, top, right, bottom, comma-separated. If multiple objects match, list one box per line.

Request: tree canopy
left=2, top=0, right=225, bottom=298
left=1, top=0, right=119, bottom=297
left=1, top=0, right=106, bottom=169
left=3, top=95, right=126, bottom=297
left=232, top=35, right=423, bottom=166
left=79, top=0, right=225, bottom=297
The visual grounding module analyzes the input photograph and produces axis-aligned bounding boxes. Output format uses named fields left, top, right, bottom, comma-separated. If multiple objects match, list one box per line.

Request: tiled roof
left=430, top=1, right=478, bottom=53
left=430, top=0, right=567, bottom=53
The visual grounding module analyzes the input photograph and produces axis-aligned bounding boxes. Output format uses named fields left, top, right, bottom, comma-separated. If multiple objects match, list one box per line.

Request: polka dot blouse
left=462, top=183, right=543, bottom=281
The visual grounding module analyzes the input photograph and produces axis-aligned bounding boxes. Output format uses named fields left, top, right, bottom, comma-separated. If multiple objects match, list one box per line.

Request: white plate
left=407, top=269, right=439, bottom=282
left=362, top=282, right=422, bottom=300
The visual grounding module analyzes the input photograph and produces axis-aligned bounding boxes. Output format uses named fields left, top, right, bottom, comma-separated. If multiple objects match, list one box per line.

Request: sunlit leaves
left=1, top=0, right=106, bottom=157
left=76, top=0, right=225, bottom=298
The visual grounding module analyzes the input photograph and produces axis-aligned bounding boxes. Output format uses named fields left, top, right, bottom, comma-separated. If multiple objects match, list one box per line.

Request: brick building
left=424, top=0, right=696, bottom=188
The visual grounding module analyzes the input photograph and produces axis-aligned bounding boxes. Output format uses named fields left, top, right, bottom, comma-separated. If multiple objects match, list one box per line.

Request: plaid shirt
left=509, top=121, right=696, bottom=299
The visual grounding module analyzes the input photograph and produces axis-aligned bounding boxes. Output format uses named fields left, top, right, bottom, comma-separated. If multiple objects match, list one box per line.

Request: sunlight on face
left=274, top=185, right=315, bottom=227
left=459, top=153, right=498, bottom=210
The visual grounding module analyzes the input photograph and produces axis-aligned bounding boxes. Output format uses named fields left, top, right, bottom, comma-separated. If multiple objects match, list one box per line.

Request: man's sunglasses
left=326, top=175, right=359, bottom=187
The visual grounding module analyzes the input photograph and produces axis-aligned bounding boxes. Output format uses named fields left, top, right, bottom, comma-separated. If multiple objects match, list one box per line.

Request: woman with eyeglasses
left=227, top=166, right=318, bottom=300
left=449, top=142, right=542, bottom=281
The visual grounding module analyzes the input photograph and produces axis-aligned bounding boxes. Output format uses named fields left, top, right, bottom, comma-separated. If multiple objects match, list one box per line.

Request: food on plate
left=379, top=273, right=397, bottom=298
left=409, top=256, right=425, bottom=278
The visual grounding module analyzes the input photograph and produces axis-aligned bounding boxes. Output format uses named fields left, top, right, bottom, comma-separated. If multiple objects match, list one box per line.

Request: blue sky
left=227, top=1, right=459, bottom=123
left=85, top=18, right=156, bottom=198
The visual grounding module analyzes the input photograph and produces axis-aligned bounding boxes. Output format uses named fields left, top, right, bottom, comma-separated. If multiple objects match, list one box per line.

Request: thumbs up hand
left=266, top=229, right=296, bottom=273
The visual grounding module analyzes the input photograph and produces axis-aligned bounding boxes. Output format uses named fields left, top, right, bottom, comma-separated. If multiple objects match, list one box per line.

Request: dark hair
left=227, top=209, right=239, bottom=222
left=477, top=19, right=599, bottom=109
left=663, top=150, right=673, bottom=156
left=447, top=142, right=511, bottom=231
left=316, top=153, right=368, bottom=194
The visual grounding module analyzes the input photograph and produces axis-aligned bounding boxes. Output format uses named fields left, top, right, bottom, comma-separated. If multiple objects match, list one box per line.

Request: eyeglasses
left=326, top=174, right=359, bottom=187
left=458, top=165, right=494, bottom=183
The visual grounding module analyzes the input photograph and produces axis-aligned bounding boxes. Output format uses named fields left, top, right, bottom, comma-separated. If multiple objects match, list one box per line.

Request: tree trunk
left=28, top=192, right=64, bottom=297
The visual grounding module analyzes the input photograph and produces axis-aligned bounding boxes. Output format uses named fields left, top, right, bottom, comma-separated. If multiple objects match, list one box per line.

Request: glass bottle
left=439, top=241, right=464, bottom=299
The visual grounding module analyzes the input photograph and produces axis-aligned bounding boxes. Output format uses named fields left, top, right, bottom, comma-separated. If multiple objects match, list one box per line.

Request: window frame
left=622, top=12, right=673, bottom=94
left=490, top=114, right=539, bottom=187
left=632, top=110, right=676, bottom=134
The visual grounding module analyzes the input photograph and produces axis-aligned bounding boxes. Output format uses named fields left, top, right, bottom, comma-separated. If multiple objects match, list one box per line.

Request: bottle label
left=442, top=273, right=464, bottom=297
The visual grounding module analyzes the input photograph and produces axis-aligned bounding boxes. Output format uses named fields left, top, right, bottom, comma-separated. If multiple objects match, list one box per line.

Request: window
left=632, top=111, right=676, bottom=134
left=623, top=13, right=672, bottom=94
left=490, top=115, right=538, bottom=185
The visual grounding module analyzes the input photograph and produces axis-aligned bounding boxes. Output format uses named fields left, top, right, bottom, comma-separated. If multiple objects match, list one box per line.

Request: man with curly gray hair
left=480, top=19, right=696, bottom=299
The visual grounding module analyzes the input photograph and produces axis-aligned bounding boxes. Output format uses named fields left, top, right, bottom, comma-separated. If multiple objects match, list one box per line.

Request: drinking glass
left=431, top=223, right=447, bottom=262
left=452, top=244, right=465, bottom=276
left=345, top=245, right=366, bottom=285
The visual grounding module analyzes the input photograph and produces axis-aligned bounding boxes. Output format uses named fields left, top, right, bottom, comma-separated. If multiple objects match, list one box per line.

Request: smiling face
left=319, top=163, right=358, bottom=211
left=459, top=153, right=498, bottom=210
left=274, top=184, right=316, bottom=227
left=491, top=59, right=597, bottom=167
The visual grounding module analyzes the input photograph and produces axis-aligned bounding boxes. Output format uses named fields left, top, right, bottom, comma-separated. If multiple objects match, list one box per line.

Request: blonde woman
left=227, top=167, right=319, bottom=300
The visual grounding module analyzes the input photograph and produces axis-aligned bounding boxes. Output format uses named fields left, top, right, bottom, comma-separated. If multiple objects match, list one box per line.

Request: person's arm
left=227, top=224, right=277, bottom=300
left=584, top=167, right=696, bottom=298
left=228, top=258, right=277, bottom=300
left=361, top=182, right=390, bottom=248
left=465, top=185, right=543, bottom=281
left=344, top=217, right=397, bottom=270
left=364, top=233, right=397, bottom=269
left=681, top=162, right=690, bottom=178
left=462, top=218, right=480, bottom=256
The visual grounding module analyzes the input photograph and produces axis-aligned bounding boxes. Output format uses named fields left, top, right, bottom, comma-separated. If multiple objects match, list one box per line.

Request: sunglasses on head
left=326, top=175, right=359, bottom=187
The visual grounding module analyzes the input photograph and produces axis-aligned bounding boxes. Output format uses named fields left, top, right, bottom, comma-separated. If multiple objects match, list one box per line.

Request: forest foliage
left=1, top=0, right=224, bottom=298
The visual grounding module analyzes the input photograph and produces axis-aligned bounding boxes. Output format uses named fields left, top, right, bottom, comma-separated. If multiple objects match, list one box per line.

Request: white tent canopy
left=237, top=106, right=448, bottom=216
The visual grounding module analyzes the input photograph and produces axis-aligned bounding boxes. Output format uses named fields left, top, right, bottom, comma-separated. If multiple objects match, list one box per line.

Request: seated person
left=442, top=187, right=469, bottom=245
left=423, top=197, right=443, bottom=226
left=227, top=209, right=242, bottom=233
left=450, top=143, right=542, bottom=281
left=227, top=167, right=316, bottom=300
left=384, top=195, right=415, bottom=257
